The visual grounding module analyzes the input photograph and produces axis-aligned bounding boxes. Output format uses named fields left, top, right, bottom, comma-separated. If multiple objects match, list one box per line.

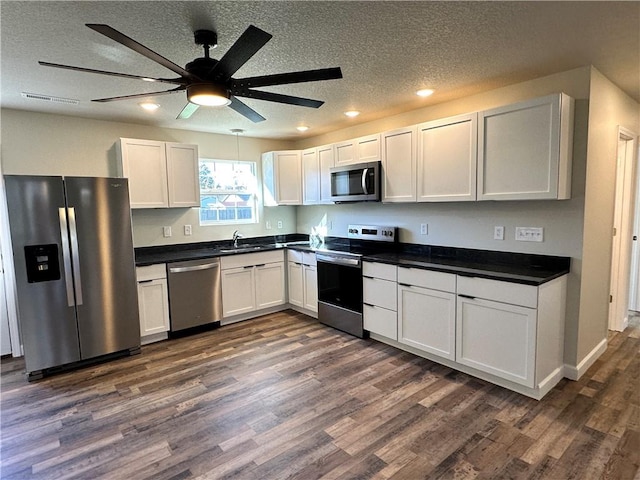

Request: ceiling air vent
left=21, top=92, right=79, bottom=105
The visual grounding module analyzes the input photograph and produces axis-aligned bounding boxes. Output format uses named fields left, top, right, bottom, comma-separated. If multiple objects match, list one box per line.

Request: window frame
left=198, top=158, right=259, bottom=226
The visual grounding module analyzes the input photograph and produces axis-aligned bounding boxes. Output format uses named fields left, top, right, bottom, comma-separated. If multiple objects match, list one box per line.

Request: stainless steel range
left=316, top=224, right=397, bottom=338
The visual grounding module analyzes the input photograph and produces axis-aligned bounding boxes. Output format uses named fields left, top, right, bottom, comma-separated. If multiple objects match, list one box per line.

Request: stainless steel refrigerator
left=4, top=175, right=140, bottom=380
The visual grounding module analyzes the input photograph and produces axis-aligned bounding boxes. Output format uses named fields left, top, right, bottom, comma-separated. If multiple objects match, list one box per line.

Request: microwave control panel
left=347, top=224, right=397, bottom=242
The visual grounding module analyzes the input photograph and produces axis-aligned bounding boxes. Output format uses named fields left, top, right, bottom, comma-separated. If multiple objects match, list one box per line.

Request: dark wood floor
left=1, top=310, right=638, bottom=479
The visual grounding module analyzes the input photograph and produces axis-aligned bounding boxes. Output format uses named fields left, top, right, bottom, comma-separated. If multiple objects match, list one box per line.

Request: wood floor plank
left=1, top=309, right=638, bottom=479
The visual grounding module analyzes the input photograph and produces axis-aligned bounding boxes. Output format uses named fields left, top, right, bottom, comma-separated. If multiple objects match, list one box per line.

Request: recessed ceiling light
left=344, top=110, right=360, bottom=118
left=416, top=89, right=435, bottom=97
left=296, top=126, right=309, bottom=132
left=141, top=77, right=157, bottom=82
left=139, top=102, right=160, bottom=111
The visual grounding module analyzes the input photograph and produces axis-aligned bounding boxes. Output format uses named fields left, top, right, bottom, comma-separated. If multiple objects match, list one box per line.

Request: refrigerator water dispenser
left=24, top=244, right=60, bottom=283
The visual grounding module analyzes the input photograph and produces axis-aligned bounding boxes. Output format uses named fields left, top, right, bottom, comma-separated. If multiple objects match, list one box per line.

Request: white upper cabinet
left=302, top=147, right=320, bottom=205
left=477, top=93, right=574, bottom=200
left=417, top=113, right=478, bottom=202
left=262, top=150, right=303, bottom=206
left=382, top=126, right=417, bottom=203
left=334, top=134, right=381, bottom=166
left=117, top=138, right=199, bottom=209
left=317, top=144, right=335, bottom=204
left=165, top=143, right=200, bottom=208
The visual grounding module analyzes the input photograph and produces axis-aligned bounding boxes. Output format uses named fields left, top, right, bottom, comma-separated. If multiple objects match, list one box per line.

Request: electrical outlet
left=163, top=226, right=172, bottom=238
left=515, top=227, right=544, bottom=242
left=494, top=226, right=505, bottom=240
left=184, top=225, right=192, bottom=236
left=266, top=220, right=272, bottom=230
left=277, top=220, right=283, bottom=229
left=420, top=223, right=428, bottom=235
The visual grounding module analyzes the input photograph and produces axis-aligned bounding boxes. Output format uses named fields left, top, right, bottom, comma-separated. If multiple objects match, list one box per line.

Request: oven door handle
left=316, top=253, right=361, bottom=267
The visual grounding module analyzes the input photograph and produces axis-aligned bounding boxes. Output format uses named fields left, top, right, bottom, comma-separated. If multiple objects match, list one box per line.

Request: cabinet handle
left=398, top=282, right=411, bottom=287
left=138, top=279, right=154, bottom=284
left=458, top=294, right=476, bottom=300
left=255, top=264, right=266, bottom=268
left=363, top=302, right=375, bottom=307
left=244, top=265, right=254, bottom=269
left=363, top=275, right=374, bottom=279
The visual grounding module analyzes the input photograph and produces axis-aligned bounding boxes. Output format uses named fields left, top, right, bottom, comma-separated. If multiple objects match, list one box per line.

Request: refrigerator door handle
left=67, top=207, right=83, bottom=306
left=58, top=207, right=75, bottom=307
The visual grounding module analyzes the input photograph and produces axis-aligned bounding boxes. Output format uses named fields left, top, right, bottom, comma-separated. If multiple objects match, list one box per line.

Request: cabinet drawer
left=302, top=252, right=316, bottom=267
left=288, top=249, right=303, bottom=263
left=457, top=275, right=537, bottom=308
left=363, top=261, right=397, bottom=281
left=136, top=263, right=166, bottom=281
left=364, top=277, right=397, bottom=311
left=221, top=250, right=284, bottom=269
left=398, top=267, right=456, bottom=293
left=364, top=304, right=397, bottom=340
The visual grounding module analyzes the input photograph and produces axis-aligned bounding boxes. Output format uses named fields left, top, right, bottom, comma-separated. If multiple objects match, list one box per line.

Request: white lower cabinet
left=221, top=251, right=285, bottom=321
left=455, top=275, right=566, bottom=393
left=363, top=262, right=398, bottom=339
left=136, top=264, right=170, bottom=344
left=397, top=268, right=456, bottom=360
left=287, top=250, right=317, bottom=316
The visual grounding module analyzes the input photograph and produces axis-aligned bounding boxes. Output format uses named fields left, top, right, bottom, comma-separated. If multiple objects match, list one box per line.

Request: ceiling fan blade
left=228, top=96, right=266, bottom=123
left=210, top=25, right=272, bottom=80
left=177, top=103, right=199, bottom=119
left=38, top=61, right=186, bottom=85
left=92, top=86, right=185, bottom=102
left=86, top=24, right=199, bottom=80
left=233, top=89, right=324, bottom=108
left=233, top=67, right=343, bottom=89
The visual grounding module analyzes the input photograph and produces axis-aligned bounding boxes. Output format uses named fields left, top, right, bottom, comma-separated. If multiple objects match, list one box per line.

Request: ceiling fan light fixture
left=139, top=102, right=160, bottom=111
left=187, top=83, right=231, bottom=107
left=296, top=125, right=309, bottom=132
left=344, top=110, right=360, bottom=118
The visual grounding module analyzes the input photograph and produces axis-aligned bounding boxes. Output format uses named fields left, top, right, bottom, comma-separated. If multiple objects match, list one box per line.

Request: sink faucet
left=232, top=230, right=243, bottom=248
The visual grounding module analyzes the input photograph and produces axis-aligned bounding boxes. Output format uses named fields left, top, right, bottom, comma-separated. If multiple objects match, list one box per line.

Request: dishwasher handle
left=168, top=261, right=220, bottom=274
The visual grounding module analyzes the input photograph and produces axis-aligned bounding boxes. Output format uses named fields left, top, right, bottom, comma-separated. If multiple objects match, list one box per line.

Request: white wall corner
left=563, top=338, right=608, bottom=380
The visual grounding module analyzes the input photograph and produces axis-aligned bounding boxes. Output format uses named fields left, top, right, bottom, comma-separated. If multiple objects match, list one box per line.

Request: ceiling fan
left=39, top=24, right=343, bottom=123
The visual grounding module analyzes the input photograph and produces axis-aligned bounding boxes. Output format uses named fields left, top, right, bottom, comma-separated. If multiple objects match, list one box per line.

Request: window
left=199, top=159, right=258, bottom=225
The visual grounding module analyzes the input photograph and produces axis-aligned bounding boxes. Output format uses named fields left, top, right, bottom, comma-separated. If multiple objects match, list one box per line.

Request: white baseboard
left=564, top=338, right=607, bottom=380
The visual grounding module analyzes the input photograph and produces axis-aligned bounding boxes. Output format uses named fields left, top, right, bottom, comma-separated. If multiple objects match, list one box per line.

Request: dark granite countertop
left=135, top=236, right=570, bottom=286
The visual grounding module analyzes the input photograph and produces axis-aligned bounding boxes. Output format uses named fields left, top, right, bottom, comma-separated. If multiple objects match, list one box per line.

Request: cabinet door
left=456, top=295, right=536, bottom=387
left=303, top=264, right=318, bottom=312
left=334, top=140, right=357, bottom=166
left=288, top=261, right=304, bottom=307
left=117, top=138, right=168, bottom=208
left=275, top=151, right=302, bottom=205
left=382, top=126, right=417, bottom=203
left=318, top=144, right=335, bottom=203
left=255, top=262, right=286, bottom=309
left=137, top=279, right=170, bottom=336
left=398, top=284, right=456, bottom=360
left=302, top=148, right=320, bottom=205
left=417, top=113, right=477, bottom=202
left=221, top=267, right=256, bottom=317
left=478, top=94, right=571, bottom=200
left=356, top=134, right=381, bottom=162
left=166, top=143, right=200, bottom=207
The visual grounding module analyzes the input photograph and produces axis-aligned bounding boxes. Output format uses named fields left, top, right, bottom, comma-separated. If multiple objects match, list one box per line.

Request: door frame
left=0, top=166, right=23, bottom=356
left=608, top=127, right=638, bottom=331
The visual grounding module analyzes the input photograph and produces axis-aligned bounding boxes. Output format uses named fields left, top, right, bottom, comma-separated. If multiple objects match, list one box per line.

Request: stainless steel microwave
left=330, top=161, right=381, bottom=202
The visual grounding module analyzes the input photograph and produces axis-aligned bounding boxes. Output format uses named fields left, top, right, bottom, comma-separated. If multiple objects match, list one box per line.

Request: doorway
left=608, top=127, right=638, bottom=331
left=629, top=141, right=640, bottom=313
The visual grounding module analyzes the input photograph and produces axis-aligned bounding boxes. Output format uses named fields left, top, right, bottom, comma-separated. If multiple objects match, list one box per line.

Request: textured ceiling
left=1, top=1, right=639, bottom=140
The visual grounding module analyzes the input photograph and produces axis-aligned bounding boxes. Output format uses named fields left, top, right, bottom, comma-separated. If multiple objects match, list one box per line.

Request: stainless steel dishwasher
left=167, top=258, right=222, bottom=333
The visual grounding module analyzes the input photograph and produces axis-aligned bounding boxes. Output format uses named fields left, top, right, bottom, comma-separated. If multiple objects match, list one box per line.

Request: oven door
left=316, top=254, right=362, bottom=313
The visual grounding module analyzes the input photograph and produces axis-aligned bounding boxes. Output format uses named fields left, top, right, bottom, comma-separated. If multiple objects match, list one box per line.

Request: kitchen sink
left=219, top=245, right=268, bottom=253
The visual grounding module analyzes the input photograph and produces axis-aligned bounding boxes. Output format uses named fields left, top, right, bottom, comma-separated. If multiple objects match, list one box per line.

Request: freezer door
left=4, top=175, right=81, bottom=373
left=64, top=177, right=140, bottom=358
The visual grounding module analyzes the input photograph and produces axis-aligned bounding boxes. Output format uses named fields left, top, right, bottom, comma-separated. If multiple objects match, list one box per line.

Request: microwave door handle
left=361, top=168, right=369, bottom=195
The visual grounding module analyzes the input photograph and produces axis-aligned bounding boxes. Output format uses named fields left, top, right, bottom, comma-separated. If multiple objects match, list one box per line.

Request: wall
left=0, top=110, right=296, bottom=246
left=576, top=68, right=640, bottom=363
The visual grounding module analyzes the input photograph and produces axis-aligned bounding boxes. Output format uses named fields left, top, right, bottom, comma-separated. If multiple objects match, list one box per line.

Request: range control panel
left=347, top=224, right=397, bottom=242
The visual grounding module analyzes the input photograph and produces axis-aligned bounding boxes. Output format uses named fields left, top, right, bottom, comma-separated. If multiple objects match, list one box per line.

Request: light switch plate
left=515, top=227, right=544, bottom=242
